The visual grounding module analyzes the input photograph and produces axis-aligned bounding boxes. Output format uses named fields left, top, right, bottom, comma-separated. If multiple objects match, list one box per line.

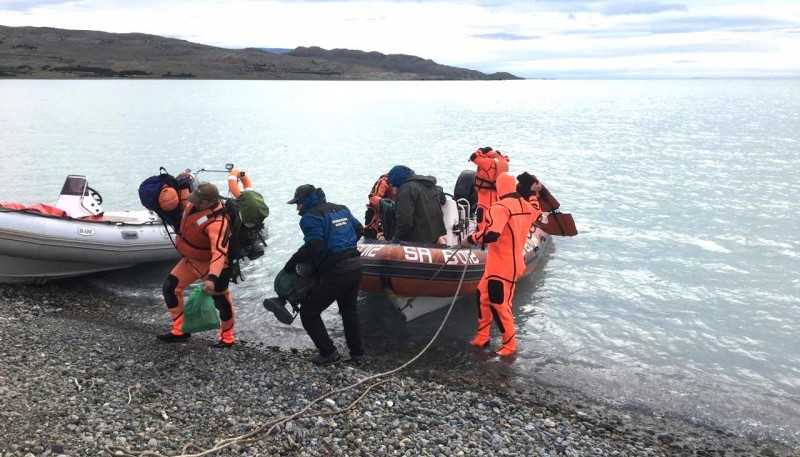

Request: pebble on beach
left=1, top=284, right=798, bottom=457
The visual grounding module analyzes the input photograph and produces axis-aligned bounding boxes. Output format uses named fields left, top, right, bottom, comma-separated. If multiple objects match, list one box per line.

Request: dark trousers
left=299, top=268, right=364, bottom=357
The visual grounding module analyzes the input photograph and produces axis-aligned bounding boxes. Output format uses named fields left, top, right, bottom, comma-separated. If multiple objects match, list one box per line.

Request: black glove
left=468, top=152, right=477, bottom=162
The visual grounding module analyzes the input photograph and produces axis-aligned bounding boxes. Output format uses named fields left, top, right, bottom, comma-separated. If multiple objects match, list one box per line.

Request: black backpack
left=138, top=168, right=195, bottom=231
left=223, top=190, right=269, bottom=282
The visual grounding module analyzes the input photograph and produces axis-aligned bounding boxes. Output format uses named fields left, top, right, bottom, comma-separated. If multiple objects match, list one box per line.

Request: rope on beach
left=105, top=248, right=473, bottom=457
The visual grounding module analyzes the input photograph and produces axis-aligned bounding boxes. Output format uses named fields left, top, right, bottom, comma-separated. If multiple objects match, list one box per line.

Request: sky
left=1, top=0, right=799, bottom=79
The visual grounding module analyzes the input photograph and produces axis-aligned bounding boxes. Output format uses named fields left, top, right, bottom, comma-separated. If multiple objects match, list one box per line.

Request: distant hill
left=0, top=25, right=521, bottom=80
left=288, top=46, right=519, bottom=81
left=261, top=48, right=292, bottom=54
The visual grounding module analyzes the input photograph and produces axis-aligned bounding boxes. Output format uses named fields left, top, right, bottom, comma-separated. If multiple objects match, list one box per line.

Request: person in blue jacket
left=283, top=184, right=366, bottom=366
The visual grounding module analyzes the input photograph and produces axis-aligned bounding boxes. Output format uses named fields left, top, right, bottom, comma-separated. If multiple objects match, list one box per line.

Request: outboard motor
left=453, top=170, right=477, bottom=215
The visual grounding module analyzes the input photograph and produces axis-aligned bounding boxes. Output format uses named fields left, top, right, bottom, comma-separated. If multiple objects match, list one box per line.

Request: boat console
left=54, top=175, right=104, bottom=218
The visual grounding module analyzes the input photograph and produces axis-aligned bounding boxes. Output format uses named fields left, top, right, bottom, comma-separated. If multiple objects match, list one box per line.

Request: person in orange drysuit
left=158, top=182, right=236, bottom=348
left=515, top=171, right=545, bottom=220
left=469, top=147, right=510, bottom=233
left=363, top=173, right=395, bottom=239
left=460, top=172, right=536, bottom=356
left=517, top=171, right=557, bottom=214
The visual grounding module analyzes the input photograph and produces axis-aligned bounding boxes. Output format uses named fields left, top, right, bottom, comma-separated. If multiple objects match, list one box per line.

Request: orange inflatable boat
left=358, top=170, right=555, bottom=321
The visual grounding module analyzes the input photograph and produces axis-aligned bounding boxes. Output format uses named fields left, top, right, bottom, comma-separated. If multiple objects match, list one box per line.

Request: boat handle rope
left=104, top=248, right=473, bottom=457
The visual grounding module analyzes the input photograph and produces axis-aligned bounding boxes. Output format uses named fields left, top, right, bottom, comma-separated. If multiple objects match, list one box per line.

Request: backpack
left=223, top=189, right=270, bottom=282
left=138, top=167, right=196, bottom=231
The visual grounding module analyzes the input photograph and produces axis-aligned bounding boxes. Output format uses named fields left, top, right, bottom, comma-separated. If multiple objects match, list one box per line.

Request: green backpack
left=224, top=190, right=269, bottom=282
left=274, top=266, right=317, bottom=308
left=236, top=190, right=269, bottom=225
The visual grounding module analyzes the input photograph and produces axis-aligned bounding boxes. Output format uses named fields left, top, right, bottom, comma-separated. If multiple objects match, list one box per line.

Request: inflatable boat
left=0, top=175, right=179, bottom=284
left=358, top=225, right=549, bottom=321
left=358, top=170, right=557, bottom=321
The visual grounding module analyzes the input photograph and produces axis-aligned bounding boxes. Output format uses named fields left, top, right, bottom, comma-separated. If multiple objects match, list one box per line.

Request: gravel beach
left=1, top=283, right=798, bottom=457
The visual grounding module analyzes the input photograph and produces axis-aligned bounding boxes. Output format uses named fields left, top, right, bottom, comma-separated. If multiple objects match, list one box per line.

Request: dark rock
left=658, top=433, right=676, bottom=445
left=598, top=421, right=615, bottom=431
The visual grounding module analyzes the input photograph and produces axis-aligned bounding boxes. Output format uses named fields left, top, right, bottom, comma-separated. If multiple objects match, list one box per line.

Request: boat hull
left=0, top=208, right=179, bottom=283
left=358, top=226, right=550, bottom=320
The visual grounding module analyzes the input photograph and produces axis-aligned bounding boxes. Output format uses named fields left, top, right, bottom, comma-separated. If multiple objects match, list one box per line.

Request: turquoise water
left=1, top=79, right=798, bottom=446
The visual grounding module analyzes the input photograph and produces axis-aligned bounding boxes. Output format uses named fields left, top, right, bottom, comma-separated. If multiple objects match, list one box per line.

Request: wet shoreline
left=1, top=283, right=798, bottom=456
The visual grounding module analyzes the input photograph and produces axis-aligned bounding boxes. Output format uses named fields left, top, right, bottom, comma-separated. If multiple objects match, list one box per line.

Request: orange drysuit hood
left=496, top=172, right=517, bottom=197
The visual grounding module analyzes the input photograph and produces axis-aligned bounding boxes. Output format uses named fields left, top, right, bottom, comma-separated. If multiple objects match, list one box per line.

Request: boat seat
left=102, top=211, right=160, bottom=224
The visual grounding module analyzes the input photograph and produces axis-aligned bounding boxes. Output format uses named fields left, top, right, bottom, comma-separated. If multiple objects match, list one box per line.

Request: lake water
left=1, top=79, right=798, bottom=447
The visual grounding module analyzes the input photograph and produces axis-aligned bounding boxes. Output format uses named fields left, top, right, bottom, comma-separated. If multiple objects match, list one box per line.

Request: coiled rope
left=105, top=246, right=473, bottom=457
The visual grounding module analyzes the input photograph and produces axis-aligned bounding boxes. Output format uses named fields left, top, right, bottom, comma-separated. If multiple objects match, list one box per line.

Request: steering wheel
left=86, top=186, right=104, bottom=205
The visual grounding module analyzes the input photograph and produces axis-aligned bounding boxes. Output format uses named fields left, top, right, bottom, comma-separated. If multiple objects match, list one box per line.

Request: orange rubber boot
left=495, top=345, right=517, bottom=357
left=469, top=335, right=490, bottom=348
left=495, top=332, right=517, bottom=357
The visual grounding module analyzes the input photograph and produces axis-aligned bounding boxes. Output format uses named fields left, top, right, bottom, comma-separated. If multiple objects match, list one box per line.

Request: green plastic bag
left=181, top=287, right=220, bottom=333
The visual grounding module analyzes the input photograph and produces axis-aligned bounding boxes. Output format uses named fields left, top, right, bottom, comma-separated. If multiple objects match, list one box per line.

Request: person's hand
left=202, top=279, right=215, bottom=294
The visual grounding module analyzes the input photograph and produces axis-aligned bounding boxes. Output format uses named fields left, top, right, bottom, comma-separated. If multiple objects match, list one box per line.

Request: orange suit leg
left=163, top=257, right=204, bottom=335
left=213, top=289, right=235, bottom=344
left=163, top=258, right=235, bottom=342
left=472, top=277, right=494, bottom=345
left=475, top=275, right=517, bottom=354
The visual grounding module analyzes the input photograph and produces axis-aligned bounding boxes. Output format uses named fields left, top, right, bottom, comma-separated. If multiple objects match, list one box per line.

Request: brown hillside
left=0, top=25, right=521, bottom=80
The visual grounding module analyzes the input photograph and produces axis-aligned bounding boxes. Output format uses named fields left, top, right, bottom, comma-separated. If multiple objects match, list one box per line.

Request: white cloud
left=1, top=0, right=799, bottom=78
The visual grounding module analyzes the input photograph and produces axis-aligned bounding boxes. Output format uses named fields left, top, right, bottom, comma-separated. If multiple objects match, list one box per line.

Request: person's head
left=516, top=172, right=541, bottom=198
left=287, top=184, right=325, bottom=214
left=186, top=182, right=220, bottom=210
left=386, top=165, right=415, bottom=188
left=496, top=172, right=518, bottom=197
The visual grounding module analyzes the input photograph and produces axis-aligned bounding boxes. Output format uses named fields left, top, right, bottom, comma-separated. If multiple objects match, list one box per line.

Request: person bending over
left=284, top=184, right=366, bottom=366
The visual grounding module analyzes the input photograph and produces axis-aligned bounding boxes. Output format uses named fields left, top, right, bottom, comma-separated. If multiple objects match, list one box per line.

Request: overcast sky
left=2, top=0, right=799, bottom=78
